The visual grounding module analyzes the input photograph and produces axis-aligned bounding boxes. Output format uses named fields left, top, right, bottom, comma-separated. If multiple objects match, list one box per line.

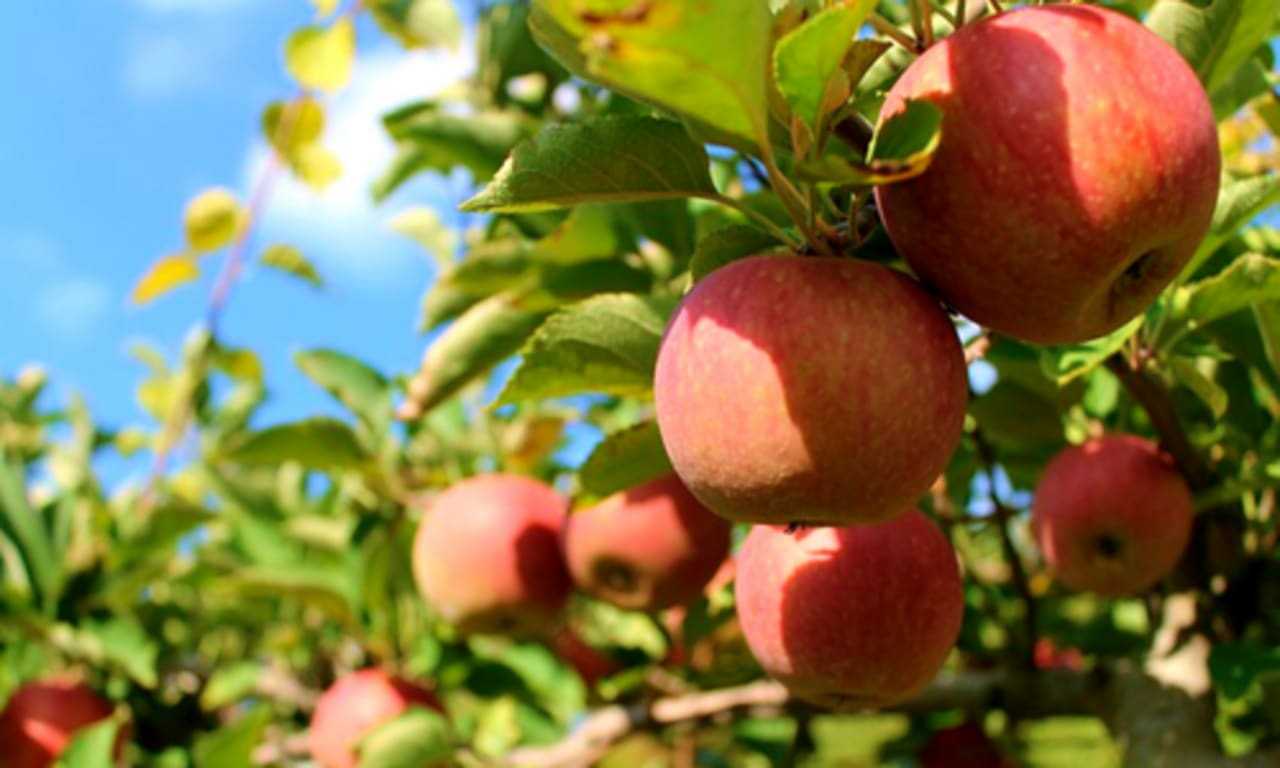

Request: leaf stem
left=872, top=14, right=922, bottom=54
left=707, top=194, right=802, bottom=249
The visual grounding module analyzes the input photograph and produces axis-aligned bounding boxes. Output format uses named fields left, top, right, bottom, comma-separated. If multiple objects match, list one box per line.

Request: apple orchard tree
left=2, top=0, right=1280, bottom=766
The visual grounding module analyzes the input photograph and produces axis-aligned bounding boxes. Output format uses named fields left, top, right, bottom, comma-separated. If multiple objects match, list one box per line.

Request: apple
left=919, top=722, right=1011, bottom=768
left=550, top=628, right=620, bottom=688
left=413, top=474, right=573, bottom=635
left=0, top=679, right=118, bottom=768
left=1032, top=434, right=1194, bottom=596
left=308, top=669, right=443, bottom=768
left=654, top=255, right=967, bottom=525
left=875, top=5, right=1220, bottom=344
left=735, top=511, right=964, bottom=707
left=563, top=473, right=731, bottom=611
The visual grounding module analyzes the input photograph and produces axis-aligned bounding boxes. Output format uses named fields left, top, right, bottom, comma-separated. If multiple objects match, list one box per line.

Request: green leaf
left=1183, top=173, right=1280, bottom=279
left=412, top=293, right=550, bottom=412
left=222, top=418, right=370, bottom=470
left=295, top=349, right=391, bottom=428
left=1252, top=301, right=1280, bottom=379
left=1170, top=357, right=1229, bottom=418
left=200, top=661, right=262, bottom=711
left=192, top=705, right=272, bottom=768
left=462, top=117, right=715, bottom=213
left=210, top=344, right=264, bottom=385
left=184, top=188, right=243, bottom=253
left=357, top=708, right=453, bottom=768
left=1040, top=315, right=1144, bottom=384
left=260, top=244, right=324, bottom=288
left=497, top=293, right=678, bottom=405
left=773, top=0, right=876, bottom=140
left=285, top=19, right=356, bottom=92
left=1163, top=254, right=1280, bottom=349
left=388, top=208, right=459, bottom=269
left=263, top=98, right=326, bottom=154
left=529, top=0, right=771, bottom=152
left=1210, top=642, right=1280, bottom=699
left=529, top=204, right=627, bottom=265
left=1147, top=0, right=1280, bottom=94
left=219, top=564, right=356, bottom=624
left=131, top=254, right=200, bottom=305
left=376, top=108, right=529, bottom=199
left=689, top=225, right=784, bottom=283
left=54, top=716, right=121, bottom=768
left=0, top=457, right=59, bottom=610
left=798, top=100, right=942, bottom=186
left=579, top=420, right=673, bottom=497
left=77, top=617, right=160, bottom=688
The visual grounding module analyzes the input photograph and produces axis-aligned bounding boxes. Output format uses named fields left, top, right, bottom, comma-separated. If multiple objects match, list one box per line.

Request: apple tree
left=3, top=0, right=1280, bottom=766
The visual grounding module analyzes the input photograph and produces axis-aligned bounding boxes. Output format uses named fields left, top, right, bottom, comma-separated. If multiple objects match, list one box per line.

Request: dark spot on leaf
left=580, top=1, right=654, bottom=26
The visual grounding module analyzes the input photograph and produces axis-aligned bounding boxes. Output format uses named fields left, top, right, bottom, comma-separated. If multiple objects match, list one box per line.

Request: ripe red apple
left=0, top=679, right=117, bottom=768
left=654, top=255, right=967, bottom=525
left=413, top=474, right=573, bottom=635
left=563, top=473, right=731, bottom=611
left=919, top=722, right=1011, bottom=768
left=1032, top=435, right=1194, bottom=596
left=875, top=5, right=1220, bottom=344
left=308, top=669, right=443, bottom=768
left=735, top=511, right=964, bottom=707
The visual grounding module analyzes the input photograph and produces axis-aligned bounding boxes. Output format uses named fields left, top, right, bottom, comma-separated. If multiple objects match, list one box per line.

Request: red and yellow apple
left=875, top=5, right=1220, bottom=344
left=654, top=255, right=967, bottom=525
left=563, top=473, right=731, bottom=611
left=1032, top=434, right=1194, bottom=596
left=0, top=679, right=118, bottom=768
left=413, top=474, right=573, bottom=635
left=308, top=669, right=443, bottom=768
left=735, top=511, right=964, bottom=707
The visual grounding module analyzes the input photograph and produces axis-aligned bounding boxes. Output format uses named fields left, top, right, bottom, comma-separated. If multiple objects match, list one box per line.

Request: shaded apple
left=919, top=721, right=1012, bottom=768
left=0, top=679, right=118, bottom=768
left=563, top=473, right=731, bottom=611
left=735, top=511, right=964, bottom=707
left=875, top=5, right=1220, bottom=344
left=308, top=669, right=443, bottom=768
left=1032, top=434, right=1193, bottom=596
left=654, top=255, right=967, bottom=525
left=413, top=474, right=573, bottom=635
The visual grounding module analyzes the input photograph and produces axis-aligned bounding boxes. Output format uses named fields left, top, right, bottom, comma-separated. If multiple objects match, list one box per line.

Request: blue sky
left=0, top=2, right=486, bottom=485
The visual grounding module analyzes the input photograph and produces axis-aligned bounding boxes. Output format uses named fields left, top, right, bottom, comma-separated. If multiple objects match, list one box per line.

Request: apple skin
left=735, top=511, right=964, bottom=708
left=875, top=5, right=1220, bottom=345
left=0, top=679, right=117, bottom=768
left=308, top=669, right=443, bottom=768
left=413, top=474, right=573, bottom=635
left=1032, top=435, right=1194, bottom=596
left=563, top=473, right=731, bottom=611
left=654, top=255, right=967, bottom=525
left=919, top=722, right=1011, bottom=768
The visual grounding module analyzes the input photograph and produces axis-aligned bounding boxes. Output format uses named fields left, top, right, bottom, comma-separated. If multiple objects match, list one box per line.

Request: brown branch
left=1104, top=354, right=1213, bottom=491
left=870, top=14, right=922, bottom=54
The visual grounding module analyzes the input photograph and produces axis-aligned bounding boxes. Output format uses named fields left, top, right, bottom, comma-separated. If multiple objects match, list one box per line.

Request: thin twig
left=871, top=14, right=922, bottom=54
left=917, top=0, right=936, bottom=48
left=1104, top=354, right=1213, bottom=491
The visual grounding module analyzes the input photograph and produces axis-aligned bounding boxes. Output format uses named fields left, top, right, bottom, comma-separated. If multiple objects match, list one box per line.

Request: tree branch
left=1104, top=354, right=1213, bottom=491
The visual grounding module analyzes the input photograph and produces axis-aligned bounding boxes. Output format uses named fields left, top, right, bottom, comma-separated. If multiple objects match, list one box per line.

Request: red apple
left=308, top=669, right=443, bottom=768
left=0, top=679, right=118, bottom=768
left=413, top=474, right=573, bottom=635
left=875, top=5, right=1220, bottom=344
left=550, top=628, right=620, bottom=688
left=735, top=511, right=964, bottom=707
left=654, top=255, right=967, bottom=525
left=919, top=722, right=1011, bottom=768
left=1032, top=435, right=1194, bottom=596
left=563, top=473, right=731, bottom=611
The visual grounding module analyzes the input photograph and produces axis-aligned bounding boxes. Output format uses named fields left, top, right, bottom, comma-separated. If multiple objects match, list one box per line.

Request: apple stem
left=987, top=0, right=1005, bottom=14
left=955, top=0, right=968, bottom=28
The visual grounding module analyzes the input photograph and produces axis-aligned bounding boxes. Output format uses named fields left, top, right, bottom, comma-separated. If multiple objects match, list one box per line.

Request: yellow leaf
left=184, top=188, right=244, bottom=253
left=289, top=143, right=342, bottom=189
left=388, top=208, right=458, bottom=268
left=310, top=0, right=340, bottom=17
left=260, top=244, right=324, bottom=288
left=132, top=254, right=200, bottom=305
left=262, top=98, right=326, bottom=153
left=285, top=19, right=356, bottom=92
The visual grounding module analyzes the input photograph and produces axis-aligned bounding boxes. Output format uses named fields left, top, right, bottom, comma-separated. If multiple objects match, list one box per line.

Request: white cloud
left=123, top=33, right=221, bottom=99
left=248, top=41, right=476, bottom=284
left=35, top=279, right=112, bottom=342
